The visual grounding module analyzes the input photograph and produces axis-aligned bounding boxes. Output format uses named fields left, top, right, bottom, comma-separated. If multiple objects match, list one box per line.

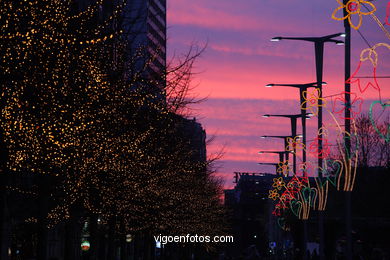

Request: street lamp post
left=271, top=34, right=345, bottom=260
left=343, top=2, right=352, bottom=259
left=258, top=151, right=292, bottom=176
left=260, top=135, right=293, bottom=168
left=270, top=34, right=344, bottom=179
left=265, top=82, right=322, bottom=176
left=262, top=114, right=311, bottom=176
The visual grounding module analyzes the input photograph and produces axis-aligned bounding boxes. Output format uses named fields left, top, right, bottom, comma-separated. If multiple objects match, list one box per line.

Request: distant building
left=75, top=0, right=167, bottom=81
left=124, top=0, right=166, bottom=75
left=224, top=172, right=276, bottom=258
left=175, top=116, right=207, bottom=163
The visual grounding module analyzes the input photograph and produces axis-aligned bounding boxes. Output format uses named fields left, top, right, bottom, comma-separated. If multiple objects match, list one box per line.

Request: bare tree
left=355, top=114, right=389, bottom=167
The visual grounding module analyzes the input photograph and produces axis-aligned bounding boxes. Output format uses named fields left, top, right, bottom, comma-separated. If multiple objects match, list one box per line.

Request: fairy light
left=286, top=136, right=305, bottom=152
left=277, top=161, right=290, bottom=177
left=301, top=88, right=327, bottom=116
left=1, top=0, right=226, bottom=237
left=332, top=0, right=376, bottom=30
left=347, top=43, right=390, bottom=96
left=268, top=0, right=388, bottom=231
left=270, top=176, right=313, bottom=220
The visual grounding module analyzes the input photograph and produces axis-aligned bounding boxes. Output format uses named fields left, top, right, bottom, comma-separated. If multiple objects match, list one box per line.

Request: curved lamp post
left=270, top=33, right=345, bottom=260
left=262, top=113, right=311, bottom=176
left=265, top=82, right=323, bottom=171
left=270, top=33, right=344, bottom=178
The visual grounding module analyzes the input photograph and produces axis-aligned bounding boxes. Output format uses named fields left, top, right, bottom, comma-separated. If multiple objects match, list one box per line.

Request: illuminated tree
left=0, top=0, right=226, bottom=257
left=0, top=1, right=129, bottom=258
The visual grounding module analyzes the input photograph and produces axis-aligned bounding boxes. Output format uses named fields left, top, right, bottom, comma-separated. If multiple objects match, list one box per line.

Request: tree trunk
left=0, top=130, right=9, bottom=259
left=64, top=218, right=74, bottom=260
left=106, top=217, right=115, bottom=260
left=89, top=214, right=98, bottom=259
left=37, top=175, right=49, bottom=260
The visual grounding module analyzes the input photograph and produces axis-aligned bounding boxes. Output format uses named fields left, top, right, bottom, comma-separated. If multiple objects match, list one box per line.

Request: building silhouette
left=125, top=0, right=166, bottom=75
left=224, top=172, right=276, bottom=258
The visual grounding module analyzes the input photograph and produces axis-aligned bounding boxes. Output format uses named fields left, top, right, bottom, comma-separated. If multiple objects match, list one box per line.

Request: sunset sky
left=167, top=0, right=390, bottom=189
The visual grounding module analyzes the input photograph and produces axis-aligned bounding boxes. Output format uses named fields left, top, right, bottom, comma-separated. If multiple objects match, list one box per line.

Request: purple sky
left=167, top=0, right=390, bottom=189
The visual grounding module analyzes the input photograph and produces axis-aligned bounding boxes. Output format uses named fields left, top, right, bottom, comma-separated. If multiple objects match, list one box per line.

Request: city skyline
left=167, top=0, right=390, bottom=188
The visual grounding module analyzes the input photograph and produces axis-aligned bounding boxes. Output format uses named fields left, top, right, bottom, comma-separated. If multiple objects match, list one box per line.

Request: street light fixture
left=270, top=33, right=344, bottom=179
left=260, top=135, right=294, bottom=176
left=265, top=82, right=326, bottom=88
left=263, top=114, right=311, bottom=119
left=270, top=33, right=344, bottom=260
left=263, top=82, right=321, bottom=172
left=262, top=113, right=311, bottom=175
left=258, top=150, right=291, bottom=166
left=270, top=37, right=282, bottom=42
left=270, top=34, right=344, bottom=45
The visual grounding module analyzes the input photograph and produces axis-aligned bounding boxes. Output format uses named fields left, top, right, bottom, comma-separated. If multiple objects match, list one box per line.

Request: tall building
left=223, top=172, right=278, bottom=258
left=74, top=0, right=167, bottom=79
left=176, top=116, right=207, bottom=163
left=122, top=0, right=166, bottom=77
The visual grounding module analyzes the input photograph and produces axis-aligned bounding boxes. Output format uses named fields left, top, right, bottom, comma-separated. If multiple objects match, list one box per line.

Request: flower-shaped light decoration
left=332, top=0, right=376, bottom=30
left=272, top=208, right=281, bottom=216
left=347, top=61, right=380, bottom=94
left=385, top=1, right=390, bottom=25
left=301, top=88, right=326, bottom=116
left=272, top=177, right=285, bottom=190
left=280, top=192, right=294, bottom=204
left=287, top=175, right=307, bottom=192
left=277, top=161, right=290, bottom=177
left=273, top=204, right=284, bottom=216
left=309, top=137, right=331, bottom=159
left=268, top=189, right=280, bottom=201
left=347, top=43, right=390, bottom=94
left=300, top=176, right=309, bottom=186
left=287, top=180, right=299, bottom=191
left=286, top=136, right=305, bottom=152
left=332, top=91, right=363, bottom=120
left=298, top=162, right=313, bottom=176
left=276, top=201, right=288, bottom=210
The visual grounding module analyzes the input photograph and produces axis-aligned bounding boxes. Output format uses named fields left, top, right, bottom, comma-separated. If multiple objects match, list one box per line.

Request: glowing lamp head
left=271, top=37, right=282, bottom=42
left=258, top=151, right=264, bottom=154
left=335, top=41, right=344, bottom=45
left=262, top=114, right=270, bottom=118
left=265, top=84, right=274, bottom=88
left=339, top=33, right=346, bottom=38
left=126, top=234, right=133, bottom=243
left=260, top=136, right=267, bottom=139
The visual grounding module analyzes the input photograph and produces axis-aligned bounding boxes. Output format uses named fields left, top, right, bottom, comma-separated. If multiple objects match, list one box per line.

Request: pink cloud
left=207, top=43, right=315, bottom=61
left=168, top=1, right=289, bottom=33
left=167, top=0, right=390, bottom=189
left=167, top=0, right=341, bottom=36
